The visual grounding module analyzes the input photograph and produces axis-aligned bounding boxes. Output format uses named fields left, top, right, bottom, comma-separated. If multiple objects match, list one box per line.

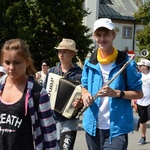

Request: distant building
left=83, top=0, right=144, bottom=56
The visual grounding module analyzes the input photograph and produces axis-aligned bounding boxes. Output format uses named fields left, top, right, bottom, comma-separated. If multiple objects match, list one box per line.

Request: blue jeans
left=85, top=128, right=128, bottom=150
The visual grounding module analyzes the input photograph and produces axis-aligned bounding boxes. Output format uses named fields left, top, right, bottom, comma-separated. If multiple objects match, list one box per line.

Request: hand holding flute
left=81, top=85, right=121, bottom=107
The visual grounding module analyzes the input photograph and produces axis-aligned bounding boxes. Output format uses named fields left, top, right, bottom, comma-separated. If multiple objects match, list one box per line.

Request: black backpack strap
left=32, top=81, right=42, bottom=111
left=116, top=51, right=128, bottom=90
left=122, top=64, right=128, bottom=90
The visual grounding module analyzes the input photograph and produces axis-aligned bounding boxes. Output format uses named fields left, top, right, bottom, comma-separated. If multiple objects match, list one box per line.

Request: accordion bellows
left=46, top=73, right=81, bottom=118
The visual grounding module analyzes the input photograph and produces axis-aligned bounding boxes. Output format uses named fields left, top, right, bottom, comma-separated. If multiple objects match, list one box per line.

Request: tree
left=134, top=0, right=150, bottom=56
left=0, top=0, right=93, bottom=70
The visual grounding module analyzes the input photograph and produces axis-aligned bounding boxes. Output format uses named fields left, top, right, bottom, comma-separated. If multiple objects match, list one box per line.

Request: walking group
left=0, top=18, right=149, bottom=150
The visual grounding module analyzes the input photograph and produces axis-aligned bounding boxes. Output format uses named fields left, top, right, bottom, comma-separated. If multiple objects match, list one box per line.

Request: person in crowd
left=0, top=65, right=7, bottom=82
left=136, top=58, right=150, bottom=145
left=81, top=18, right=143, bottom=150
left=35, top=59, right=50, bottom=86
left=44, top=38, right=83, bottom=150
left=0, top=38, right=59, bottom=150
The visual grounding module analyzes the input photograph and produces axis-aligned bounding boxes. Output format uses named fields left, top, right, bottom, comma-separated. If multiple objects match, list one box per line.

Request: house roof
left=99, top=0, right=141, bottom=20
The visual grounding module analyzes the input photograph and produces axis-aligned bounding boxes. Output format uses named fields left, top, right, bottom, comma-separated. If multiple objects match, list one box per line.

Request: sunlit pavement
left=75, top=111, right=150, bottom=150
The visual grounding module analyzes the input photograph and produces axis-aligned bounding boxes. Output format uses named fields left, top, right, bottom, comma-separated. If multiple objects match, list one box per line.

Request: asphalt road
left=74, top=111, right=150, bottom=150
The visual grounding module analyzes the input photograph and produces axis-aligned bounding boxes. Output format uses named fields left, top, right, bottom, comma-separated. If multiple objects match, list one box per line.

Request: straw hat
left=54, top=38, right=78, bottom=52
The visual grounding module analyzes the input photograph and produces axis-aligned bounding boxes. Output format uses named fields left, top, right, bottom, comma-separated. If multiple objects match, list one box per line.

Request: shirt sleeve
left=39, top=88, right=59, bottom=149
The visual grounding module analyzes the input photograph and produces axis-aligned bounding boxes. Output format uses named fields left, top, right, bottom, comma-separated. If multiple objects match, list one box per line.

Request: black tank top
left=0, top=87, right=34, bottom=150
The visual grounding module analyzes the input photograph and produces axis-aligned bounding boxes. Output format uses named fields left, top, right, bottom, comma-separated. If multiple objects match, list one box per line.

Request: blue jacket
left=81, top=50, right=142, bottom=139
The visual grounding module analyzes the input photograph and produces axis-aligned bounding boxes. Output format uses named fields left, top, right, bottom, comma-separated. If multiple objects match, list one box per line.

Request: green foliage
left=134, top=0, right=150, bottom=57
left=134, top=0, right=150, bottom=25
left=0, top=0, right=93, bottom=70
left=136, top=24, right=150, bottom=49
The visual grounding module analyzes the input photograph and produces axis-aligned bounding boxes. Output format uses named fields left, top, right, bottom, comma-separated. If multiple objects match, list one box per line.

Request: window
left=123, top=26, right=132, bottom=39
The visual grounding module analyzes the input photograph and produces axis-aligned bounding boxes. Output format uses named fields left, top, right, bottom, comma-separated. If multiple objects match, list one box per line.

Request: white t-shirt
left=136, top=72, right=150, bottom=106
left=97, top=62, right=114, bottom=129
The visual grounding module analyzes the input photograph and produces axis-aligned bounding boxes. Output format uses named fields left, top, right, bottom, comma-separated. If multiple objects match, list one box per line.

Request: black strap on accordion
left=53, top=66, right=81, bottom=83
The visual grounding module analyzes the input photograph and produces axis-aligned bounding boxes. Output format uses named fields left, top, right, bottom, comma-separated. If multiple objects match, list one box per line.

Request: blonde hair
left=0, top=38, right=37, bottom=76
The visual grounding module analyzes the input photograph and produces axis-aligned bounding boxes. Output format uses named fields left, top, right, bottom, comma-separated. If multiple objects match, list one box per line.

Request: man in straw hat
left=136, top=58, right=150, bottom=145
left=80, top=18, right=143, bottom=150
left=44, top=38, right=83, bottom=150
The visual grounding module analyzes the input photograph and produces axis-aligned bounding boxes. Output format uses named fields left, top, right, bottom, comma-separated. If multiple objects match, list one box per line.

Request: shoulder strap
left=116, top=51, right=128, bottom=90
left=32, top=81, right=42, bottom=111
left=122, top=64, right=127, bottom=90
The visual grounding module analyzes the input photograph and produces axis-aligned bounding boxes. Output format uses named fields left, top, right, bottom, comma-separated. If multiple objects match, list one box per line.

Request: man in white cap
left=44, top=38, right=83, bottom=150
left=81, top=18, right=143, bottom=150
left=136, top=58, right=150, bottom=145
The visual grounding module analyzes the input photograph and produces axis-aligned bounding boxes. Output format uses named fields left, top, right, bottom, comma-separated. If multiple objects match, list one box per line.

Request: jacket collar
left=89, top=50, right=128, bottom=65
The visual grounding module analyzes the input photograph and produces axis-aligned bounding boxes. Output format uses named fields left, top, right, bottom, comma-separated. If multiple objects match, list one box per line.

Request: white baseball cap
left=93, top=18, right=115, bottom=32
left=137, top=59, right=150, bottom=67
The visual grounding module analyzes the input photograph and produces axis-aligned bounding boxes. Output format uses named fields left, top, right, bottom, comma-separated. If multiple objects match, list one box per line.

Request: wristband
left=119, top=90, right=125, bottom=98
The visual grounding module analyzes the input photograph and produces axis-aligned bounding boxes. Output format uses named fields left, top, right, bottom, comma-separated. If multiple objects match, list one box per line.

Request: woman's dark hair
left=42, top=59, right=50, bottom=67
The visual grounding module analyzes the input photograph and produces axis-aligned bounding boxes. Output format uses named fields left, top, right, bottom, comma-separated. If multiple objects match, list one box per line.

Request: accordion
left=45, top=73, right=81, bottom=118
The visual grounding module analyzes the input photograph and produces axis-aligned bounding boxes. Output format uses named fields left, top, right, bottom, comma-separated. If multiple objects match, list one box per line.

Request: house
left=83, top=0, right=144, bottom=56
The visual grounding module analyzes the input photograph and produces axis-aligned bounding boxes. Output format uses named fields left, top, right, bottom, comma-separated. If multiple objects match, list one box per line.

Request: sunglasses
left=42, top=64, right=47, bottom=66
